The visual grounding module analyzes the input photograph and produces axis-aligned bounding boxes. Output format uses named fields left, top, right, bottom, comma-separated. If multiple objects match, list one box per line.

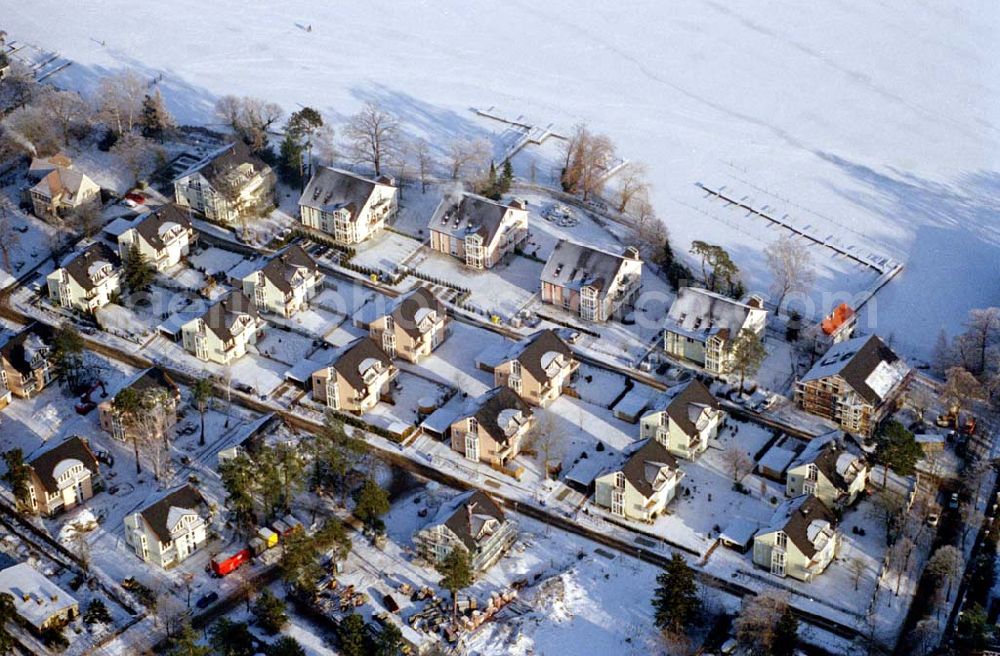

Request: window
left=464, top=433, right=479, bottom=462
left=468, top=418, right=478, bottom=433
left=770, top=550, right=785, bottom=577
left=611, top=488, right=624, bottom=516
left=775, top=531, right=787, bottom=550
left=614, top=472, right=625, bottom=489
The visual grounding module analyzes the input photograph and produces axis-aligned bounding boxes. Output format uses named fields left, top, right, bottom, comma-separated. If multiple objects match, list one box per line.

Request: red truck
left=210, top=548, right=251, bottom=577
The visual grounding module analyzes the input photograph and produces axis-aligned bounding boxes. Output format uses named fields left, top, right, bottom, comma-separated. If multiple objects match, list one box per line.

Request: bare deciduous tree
left=560, top=124, right=615, bottom=201
left=4, top=104, right=60, bottom=155
left=313, top=122, right=337, bottom=167
left=38, top=89, right=89, bottom=146
left=214, top=95, right=283, bottom=152
left=765, top=235, right=815, bottom=314
left=412, top=137, right=435, bottom=193
left=446, top=137, right=490, bottom=181
left=867, top=488, right=906, bottom=546
left=111, top=132, right=161, bottom=186
left=955, top=307, right=1000, bottom=375
left=344, top=102, right=400, bottom=176
left=959, top=501, right=984, bottom=550
left=734, top=591, right=789, bottom=654
left=925, top=545, right=963, bottom=606
left=95, top=69, right=147, bottom=136
left=849, top=557, right=866, bottom=591
left=941, top=366, right=985, bottom=425
left=0, top=206, right=21, bottom=273
left=526, top=409, right=565, bottom=479
left=616, top=162, right=649, bottom=214
left=720, top=443, right=753, bottom=483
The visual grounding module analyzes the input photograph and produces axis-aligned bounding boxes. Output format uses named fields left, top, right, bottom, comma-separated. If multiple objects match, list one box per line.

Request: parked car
left=195, top=591, right=218, bottom=609
left=720, top=638, right=739, bottom=655
left=949, top=492, right=959, bottom=509
left=927, top=513, right=940, bottom=527
left=123, top=192, right=146, bottom=207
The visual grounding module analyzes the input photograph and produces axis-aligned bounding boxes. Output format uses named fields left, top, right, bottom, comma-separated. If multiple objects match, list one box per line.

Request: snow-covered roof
left=540, top=239, right=639, bottom=295
left=0, top=563, right=78, bottom=631
left=757, top=444, right=796, bottom=474
left=720, top=518, right=759, bottom=547
left=663, top=287, right=764, bottom=343
left=800, top=334, right=909, bottom=404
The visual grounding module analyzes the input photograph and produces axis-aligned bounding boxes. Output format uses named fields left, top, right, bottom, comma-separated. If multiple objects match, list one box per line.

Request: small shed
left=612, top=388, right=652, bottom=424
left=756, top=444, right=796, bottom=482
left=719, top=518, right=758, bottom=553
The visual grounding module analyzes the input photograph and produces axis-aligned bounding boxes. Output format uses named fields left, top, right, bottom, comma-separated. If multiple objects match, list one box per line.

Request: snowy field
left=5, top=1, right=997, bottom=359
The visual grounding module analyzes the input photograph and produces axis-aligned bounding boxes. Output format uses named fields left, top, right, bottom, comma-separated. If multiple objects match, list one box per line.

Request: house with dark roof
left=124, top=484, right=210, bottom=569
left=99, top=367, right=181, bottom=442
left=491, top=329, right=578, bottom=407
left=752, top=494, right=839, bottom=582
left=181, top=291, right=265, bottom=364
left=0, top=322, right=55, bottom=403
left=46, top=242, right=122, bottom=312
left=785, top=432, right=868, bottom=508
left=173, top=140, right=275, bottom=224
left=638, top=379, right=725, bottom=460
left=540, top=240, right=643, bottom=322
left=663, top=287, right=767, bottom=374
left=427, top=192, right=528, bottom=269
left=117, top=203, right=196, bottom=271
left=310, top=337, right=398, bottom=414
left=366, top=286, right=449, bottom=363
left=26, top=436, right=100, bottom=516
left=29, top=164, right=100, bottom=222
left=448, top=386, right=534, bottom=470
left=794, top=334, right=910, bottom=437
left=414, top=490, right=517, bottom=573
left=593, top=439, right=683, bottom=522
left=241, top=244, right=323, bottom=317
left=299, top=167, right=397, bottom=244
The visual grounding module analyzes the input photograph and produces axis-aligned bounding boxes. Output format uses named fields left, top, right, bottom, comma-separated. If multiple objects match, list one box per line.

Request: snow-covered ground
left=5, top=1, right=996, bottom=358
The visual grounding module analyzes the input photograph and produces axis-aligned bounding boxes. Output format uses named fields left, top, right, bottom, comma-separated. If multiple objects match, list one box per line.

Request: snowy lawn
left=188, top=246, right=248, bottom=276
left=367, top=371, right=450, bottom=432
left=0, top=192, right=59, bottom=289
left=350, top=230, right=423, bottom=273
left=255, top=327, right=319, bottom=365
left=409, top=250, right=541, bottom=320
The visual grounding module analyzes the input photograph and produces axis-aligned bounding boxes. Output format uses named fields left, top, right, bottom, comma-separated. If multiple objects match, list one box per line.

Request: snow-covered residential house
left=241, top=244, right=322, bottom=317
left=414, top=490, right=517, bottom=573
left=663, top=287, right=767, bottom=374
left=785, top=432, right=868, bottom=508
left=753, top=494, right=839, bottom=582
left=46, top=242, right=122, bottom=312
left=794, top=335, right=911, bottom=437
left=116, top=203, right=196, bottom=271
left=181, top=291, right=265, bottom=364
left=492, top=329, right=578, bottom=407
left=449, top=386, right=534, bottom=469
left=26, top=436, right=100, bottom=516
left=99, top=367, right=181, bottom=442
left=638, top=379, right=725, bottom=460
left=310, top=337, right=397, bottom=414
left=0, top=322, right=55, bottom=404
left=540, top=240, right=643, bottom=322
left=427, top=192, right=528, bottom=269
left=809, top=303, right=858, bottom=352
left=593, top=438, right=683, bottom=522
left=367, top=286, right=449, bottom=363
left=27, top=153, right=73, bottom=181
left=173, top=140, right=276, bottom=224
left=29, top=166, right=100, bottom=222
left=299, top=167, right=397, bottom=244
left=124, top=485, right=210, bottom=569
left=0, top=563, right=78, bottom=632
